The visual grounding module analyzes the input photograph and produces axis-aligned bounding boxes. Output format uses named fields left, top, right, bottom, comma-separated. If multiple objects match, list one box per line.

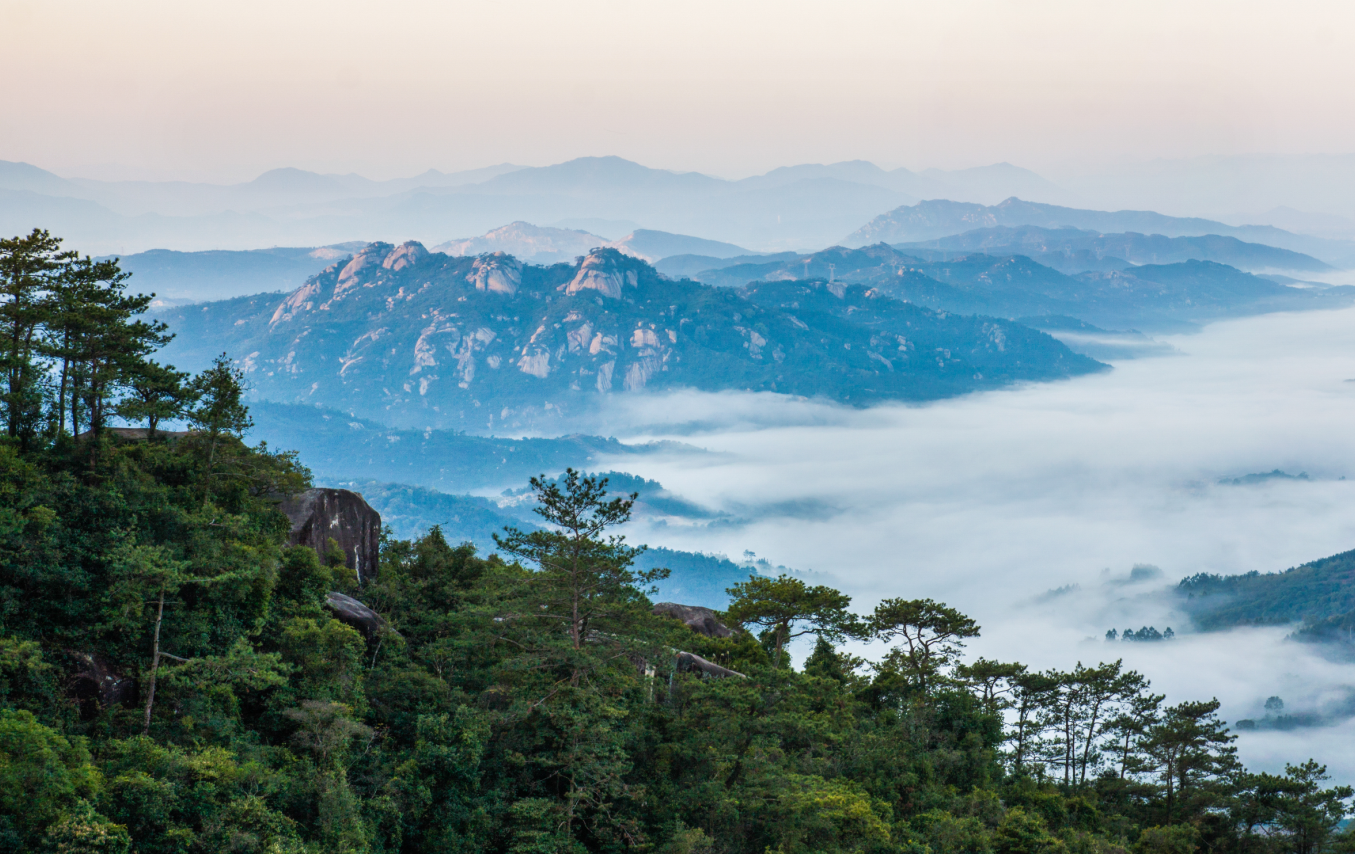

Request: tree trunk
left=53, top=335, right=69, bottom=439
left=142, top=586, right=166, bottom=736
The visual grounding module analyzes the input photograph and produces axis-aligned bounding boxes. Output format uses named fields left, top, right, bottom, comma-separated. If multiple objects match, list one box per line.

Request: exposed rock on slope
left=563, top=247, right=644, bottom=298
left=155, top=242, right=1102, bottom=430
left=467, top=252, right=522, bottom=295
left=281, top=488, right=382, bottom=582
left=324, top=592, right=391, bottom=637
left=653, top=602, right=736, bottom=638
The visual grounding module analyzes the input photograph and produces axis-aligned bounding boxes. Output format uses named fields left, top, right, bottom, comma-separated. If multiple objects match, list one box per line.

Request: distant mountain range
left=0, top=156, right=1128, bottom=255
left=434, top=222, right=608, bottom=265
left=104, top=243, right=365, bottom=301
left=153, top=242, right=1101, bottom=431
left=434, top=222, right=752, bottom=265
left=891, top=225, right=1332, bottom=274
left=686, top=244, right=1355, bottom=331
left=98, top=224, right=762, bottom=302
left=845, top=198, right=1355, bottom=268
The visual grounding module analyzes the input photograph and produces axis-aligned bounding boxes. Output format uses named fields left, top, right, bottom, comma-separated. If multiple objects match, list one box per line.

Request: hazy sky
left=3, top=0, right=1354, bottom=182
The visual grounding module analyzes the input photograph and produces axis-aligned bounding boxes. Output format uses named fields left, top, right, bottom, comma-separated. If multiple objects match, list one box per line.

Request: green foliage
left=726, top=574, right=856, bottom=666
left=41, top=799, right=131, bottom=854
left=0, top=709, right=100, bottom=842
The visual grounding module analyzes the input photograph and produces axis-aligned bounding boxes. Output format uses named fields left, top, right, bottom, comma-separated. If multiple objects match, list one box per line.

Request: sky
left=3, top=0, right=1354, bottom=182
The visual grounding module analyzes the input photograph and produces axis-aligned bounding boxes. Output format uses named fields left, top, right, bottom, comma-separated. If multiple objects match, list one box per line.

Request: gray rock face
left=67, top=651, right=136, bottom=718
left=653, top=602, right=735, bottom=638
left=383, top=241, right=429, bottom=272
left=280, top=488, right=382, bottom=582
left=467, top=252, right=523, bottom=295
left=563, top=247, right=642, bottom=299
left=324, top=592, right=390, bottom=637
left=676, top=651, right=745, bottom=679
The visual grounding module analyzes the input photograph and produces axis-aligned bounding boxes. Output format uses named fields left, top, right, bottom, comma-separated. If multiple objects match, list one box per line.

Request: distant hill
left=894, top=225, right=1332, bottom=274
left=244, top=400, right=688, bottom=494
left=434, top=221, right=608, bottom=264
left=101, top=244, right=364, bottom=301
left=687, top=244, right=1355, bottom=332
left=845, top=198, right=1355, bottom=267
left=435, top=223, right=751, bottom=265
left=1178, top=548, right=1355, bottom=634
left=655, top=251, right=800, bottom=280
left=153, top=242, right=1101, bottom=431
left=0, top=156, right=1083, bottom=255
left=607, top=229, right=751, bottom=262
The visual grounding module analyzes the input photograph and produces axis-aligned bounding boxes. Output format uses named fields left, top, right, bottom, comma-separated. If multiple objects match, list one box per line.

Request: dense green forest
left=1, top=228, right=1352, bottom=853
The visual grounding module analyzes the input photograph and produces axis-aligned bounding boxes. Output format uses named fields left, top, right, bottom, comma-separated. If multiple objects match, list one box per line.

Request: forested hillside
left=1179, top=549, right=1355, bottom=637
left=1, top=228, right=1352, bottom=854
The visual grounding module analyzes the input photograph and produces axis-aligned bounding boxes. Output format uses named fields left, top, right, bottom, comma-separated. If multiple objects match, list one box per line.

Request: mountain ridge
left=846, top=197, right=1355, bottom=267
left=153, top=242, right=1102, bottom=430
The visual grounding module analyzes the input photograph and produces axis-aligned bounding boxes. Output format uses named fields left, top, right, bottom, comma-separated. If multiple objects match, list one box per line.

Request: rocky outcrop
left=67, top=651, right=136, bottom=719
left=653, top=602, right=736, bottom=638
left=563, top=248, right=641, bottom=299
left=337, top=242, right=393, bottom=289
left=676, top=651, right=745, bottom=679
left=382, top=240, right=429, bottom=272
left=325, top=592, right=390, bottom=637
left=280, top=488, right=382, bottom=582
left=467, top=252, right=523, bottom=295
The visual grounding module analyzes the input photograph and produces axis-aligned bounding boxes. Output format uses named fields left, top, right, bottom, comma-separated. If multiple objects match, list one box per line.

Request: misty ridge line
left=8, top=153, right=1355, bottom=259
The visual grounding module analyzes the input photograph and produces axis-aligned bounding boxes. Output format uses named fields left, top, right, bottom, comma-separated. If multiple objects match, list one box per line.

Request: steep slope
left=845, top=197, right=1355, bottom=265
left=895, top=226, right=1331, bottom=274
left=154, top=242, right=1101, bottom=430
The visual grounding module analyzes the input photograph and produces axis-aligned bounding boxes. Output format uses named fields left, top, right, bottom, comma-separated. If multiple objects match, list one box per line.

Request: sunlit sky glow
left=3, top=0, right=1354, bottom=182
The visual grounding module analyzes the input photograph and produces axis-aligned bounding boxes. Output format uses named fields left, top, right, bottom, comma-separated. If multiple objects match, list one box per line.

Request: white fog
left=582, top=304, right=1355, bottom=780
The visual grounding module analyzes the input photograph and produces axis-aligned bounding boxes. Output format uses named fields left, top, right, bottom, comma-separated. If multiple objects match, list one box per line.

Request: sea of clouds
left=580, top=304, right=1355, bottom=780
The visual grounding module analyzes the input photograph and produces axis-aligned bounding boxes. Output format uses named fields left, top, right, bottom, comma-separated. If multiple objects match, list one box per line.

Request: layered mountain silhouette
left=433, top=222, right=752, bottom=265
left=153, top=242, right=1102, bottom=430
left=686, top=244, right=1355, bottom=331
left=892, top=226, right=1331, bottom=274
left=845, top=198, right=1355, bottom=267
left=0, top=157, right=1092, bottom=254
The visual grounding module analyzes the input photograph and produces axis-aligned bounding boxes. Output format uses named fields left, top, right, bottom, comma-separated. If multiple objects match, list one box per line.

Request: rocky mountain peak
left=466, top=252, right=523, bottom=295
left=338, top=242, right=394, bottom=284
left=563, top=247, right=645, bottom=299
left=382, top=240, right=429, bottom=271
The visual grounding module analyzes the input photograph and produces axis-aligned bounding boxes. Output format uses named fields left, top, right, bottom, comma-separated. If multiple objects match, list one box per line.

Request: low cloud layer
left=582, top=305, right=1355, bottom=779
